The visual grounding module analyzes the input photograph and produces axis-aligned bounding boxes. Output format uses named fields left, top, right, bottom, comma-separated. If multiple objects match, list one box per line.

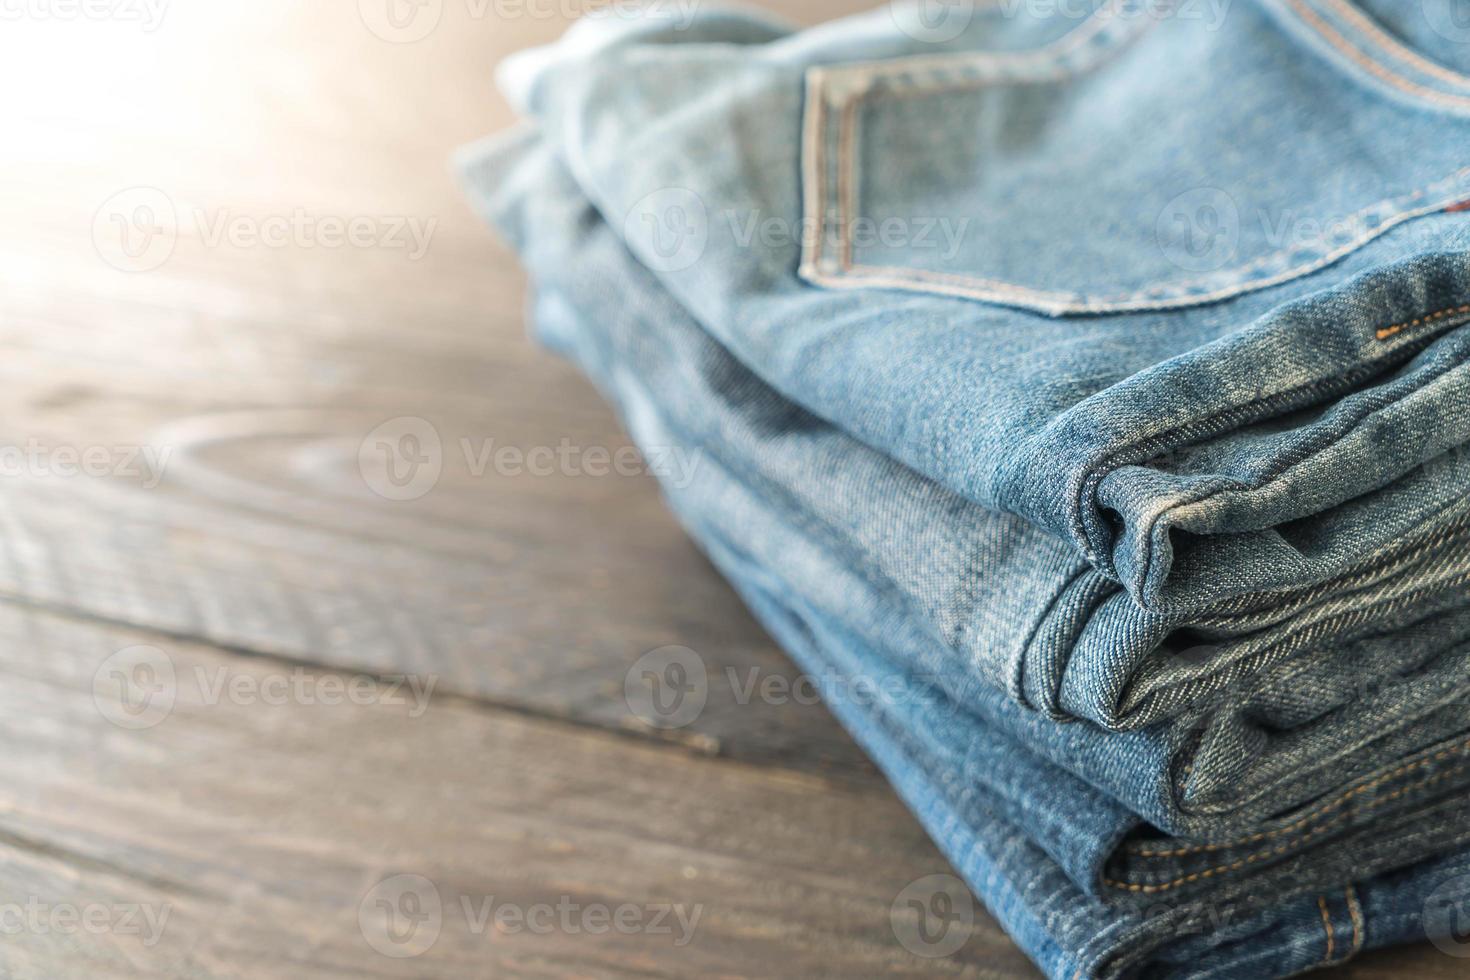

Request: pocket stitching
left=803, top=12, right=1470, bottom=314
left=1284, top=0, right=1470, bottom=107
left=801, top=0, right=1146, bottom=301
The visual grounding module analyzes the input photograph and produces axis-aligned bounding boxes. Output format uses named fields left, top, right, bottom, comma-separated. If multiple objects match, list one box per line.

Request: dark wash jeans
left=460, top=1, right=1470, bottom=975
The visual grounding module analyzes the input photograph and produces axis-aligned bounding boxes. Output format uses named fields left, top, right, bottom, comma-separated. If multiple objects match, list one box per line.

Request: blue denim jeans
left=495, top=0, right=1470, bottom=606
left=482, top=0, right=1470, bottom=813
left=460, top=2, right=1470, bottom=975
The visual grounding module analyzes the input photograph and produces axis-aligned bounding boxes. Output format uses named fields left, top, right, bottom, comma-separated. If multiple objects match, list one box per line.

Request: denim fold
left=459, top=2, right=1470, bottom=975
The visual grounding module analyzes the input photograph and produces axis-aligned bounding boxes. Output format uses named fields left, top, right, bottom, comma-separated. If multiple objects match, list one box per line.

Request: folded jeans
left=458, top=124, right=1470, bottom=976
left=460, top=1, right=1470, bottom=974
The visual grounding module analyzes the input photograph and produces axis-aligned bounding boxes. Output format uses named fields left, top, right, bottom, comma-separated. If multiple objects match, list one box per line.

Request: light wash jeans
left=461, top=2, right=1470, bottom=975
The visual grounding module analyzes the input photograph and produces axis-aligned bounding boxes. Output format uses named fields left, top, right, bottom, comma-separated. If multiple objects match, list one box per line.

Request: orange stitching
left=1282, top=0, right=1470, bottom=110
left=1344, top=886, right=1363, bottom=956
left=1103, top=763, right=1470, bottom=892
left=835, top=179, right=1470, bottom=303
left=1130, top=735, right=1470, bottom=857
left=1376, top=303, right=1470, bottom=340
left=811, top=5, right=1470, bottom=312
left=826, top=1, right=1153, bottom=288
left=1320, top=0, right=1470, bottom=89
left=1317, top=895, right=1336, bottom=964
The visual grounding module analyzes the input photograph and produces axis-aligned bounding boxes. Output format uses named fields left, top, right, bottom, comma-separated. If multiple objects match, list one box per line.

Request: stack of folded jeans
left=459, top=1, right=1470, bottom=975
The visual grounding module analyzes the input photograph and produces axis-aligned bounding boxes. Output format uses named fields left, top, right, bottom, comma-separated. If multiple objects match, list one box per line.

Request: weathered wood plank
left=0, top=0, right=877, bottom=776
left=0, top=597, right=1454, bottom=978
left=0, top=601, right=1032, bottom=978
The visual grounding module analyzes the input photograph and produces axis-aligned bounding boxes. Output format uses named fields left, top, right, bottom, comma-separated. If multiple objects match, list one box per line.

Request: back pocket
left=798, top=1, right=1470, bottom=316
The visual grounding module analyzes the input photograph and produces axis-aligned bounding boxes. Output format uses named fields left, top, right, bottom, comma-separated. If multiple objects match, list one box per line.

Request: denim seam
left=1148, top=746, right=1470, bottom=858
left=1377, top=302, right=1470, bottom=340
left=1123, top=370, right=1470, bottom=605
left=1132, top=569, right=1470, bottom=730
left=818, top=84, right=1470, bottom=312
left=1068, top=318, right=1469, bottom=574
left=1280, top=0, right=1470, bottom=109
left=1103, top=760, right=1470, bottom=892
left=805, top=5, right=1470, bottom=313
left=806, top=2, right=1138, bottom=291
left=1344, top=885, right=1363, bottom=958
left=1227, top=563, right=1470, bottom=704
left=1316, top=0, right=1470, bottom=87
left=836, top=181, right=1470, bottom=309
left=1177, top=647, right=1470, bottom=818
left=1315, top=894, right=1336, bottom=966
left=1132, top=496, right=1470, bottom=652
left=1127, top=736, right=1470, bottom=859
left=1153, top=549, right=1470, bottom=735
left=1136, top=351, right=1470, bottom=606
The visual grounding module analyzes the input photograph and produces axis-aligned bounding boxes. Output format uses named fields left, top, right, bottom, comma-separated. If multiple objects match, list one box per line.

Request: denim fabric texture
left=460, top=2, right=1470, bottom=976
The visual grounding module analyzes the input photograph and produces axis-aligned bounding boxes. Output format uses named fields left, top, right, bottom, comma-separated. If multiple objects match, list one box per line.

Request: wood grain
left=0, top=1, right=1455, bottom=976
left=0, top=600, right=1028, bottom=978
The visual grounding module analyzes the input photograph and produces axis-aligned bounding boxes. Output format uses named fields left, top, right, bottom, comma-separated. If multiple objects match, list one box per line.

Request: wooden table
left=0, top=2, right=1453, bottom=975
